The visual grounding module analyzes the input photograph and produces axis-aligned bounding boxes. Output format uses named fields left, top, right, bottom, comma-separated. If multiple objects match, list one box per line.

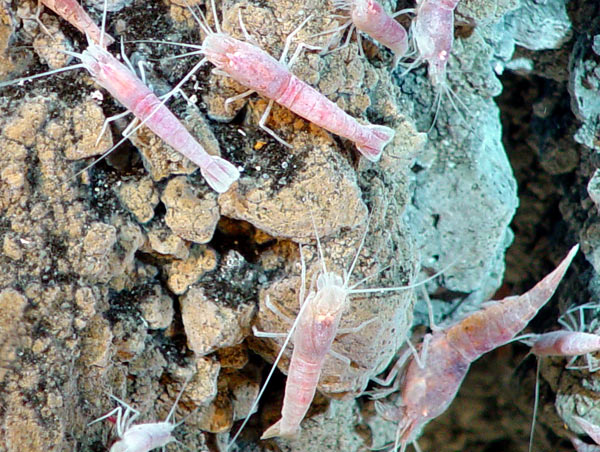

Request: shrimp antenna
left=166, top=374, right=193, bottom=424
left=132, top=39, right=203, bottom=53
left=528, top=358, right=542, bottom=452
left=348, top=257, right=458, bottom=294
left=442, top=83, right=468, bottom=121
left=310, top=212, right=328, bottom=275
left=344, top=212, right=372, bottom=287
left=226, top=291, right=313, bottom=450
left=0, top=64, right=86, bottom=88
left=181, top=0, right=211, bottom=36
left=427, top=89, right=443, bottom=134
left=160, top=49, right=204, bottom=62
left=134, top=37, right=205, bottom=62
left=100, top=0, right=108, bottom=48
left=212, top=0, right=221, bottom=34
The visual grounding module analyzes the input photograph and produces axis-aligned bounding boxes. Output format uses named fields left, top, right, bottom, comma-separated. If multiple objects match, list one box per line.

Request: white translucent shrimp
left=514, top=301, right=600, bottom=452
left=402, top=0, right=471, bottom=131
left=152, top=1, right=395, bottom=162
left=88, top=377, right=192, bottom=452
left=226, top=217, right=453, bottom=448
left=0, top=3, right=239, bottom=192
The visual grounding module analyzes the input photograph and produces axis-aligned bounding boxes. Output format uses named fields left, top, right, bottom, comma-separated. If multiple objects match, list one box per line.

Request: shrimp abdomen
left=447, top=244, right=579, bottom=361
left=261, top=350, right=322, bottom=439
left=277, top=77, right=394, bottom=162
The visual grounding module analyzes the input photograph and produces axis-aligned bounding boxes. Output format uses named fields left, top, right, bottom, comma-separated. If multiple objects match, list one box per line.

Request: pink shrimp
left=38, top=0, right=115, bottom=46
left=326, top=0, right=409, bottom=64
left=165, top=4, right=395, bottom=162
left=0, top=20, right=239, bottom=192
left=375, top=244, right=579, bottom=452
left=518, top=303, right=600, bottom=452
left=260, top=270, right=349, bottom=439
left=226, top=219, right=451, bottom=448
left=525, top=330, right=600, bottom=360
left=78, top=45, right=239, bottom=192
left=410, top=0, right=459, bottom=88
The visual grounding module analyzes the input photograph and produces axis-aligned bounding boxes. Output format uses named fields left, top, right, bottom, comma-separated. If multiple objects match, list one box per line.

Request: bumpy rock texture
left=0, top=0, right=597, bottom=451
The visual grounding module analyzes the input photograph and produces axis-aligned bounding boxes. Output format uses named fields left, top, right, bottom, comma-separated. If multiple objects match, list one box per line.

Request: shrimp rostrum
left=375, top=244, right=579, bottom=452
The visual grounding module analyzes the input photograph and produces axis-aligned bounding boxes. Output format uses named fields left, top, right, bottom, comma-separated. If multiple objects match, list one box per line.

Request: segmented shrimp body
left=261, top=272, right=348, bottom=439
left=518, top=302, right=600, bottom=371
left=378, top=244, right=578, bottom=451
left=331, top=0, right=409, bottom=62
left=80, top=45, right=239, bottom=193
left=411, top=0, right=459, bottom=87
left=202, top=33, right=393, bottom=161
left=40, top=0, right=115, bottom=46
left=89, top=376, right=192, bottom=452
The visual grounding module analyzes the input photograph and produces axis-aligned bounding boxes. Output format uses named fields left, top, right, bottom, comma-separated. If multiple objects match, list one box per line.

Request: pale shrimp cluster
left=322, top=0, right=410, bottom=65
left=320, top=0, right=467, bottom=129
left=1, top=0, right=589, bottom=451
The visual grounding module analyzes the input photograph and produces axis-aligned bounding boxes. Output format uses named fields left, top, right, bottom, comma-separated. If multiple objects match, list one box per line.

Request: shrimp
left=525, top=330, right=600, bottom=359
left=410, top=0, right=459, bottom=89
left=517, top=303, right=600, bottom=452
left=38, top=0, right=115, bottom=47
left=0, top=7, right=239, bottom=193
left=88, top=377, right=192, bottom=452
left=403, top=0, right=470, bottom=130
left=374, top=244, right=579, bottom=452
left=226, top=217, right=451, bottom=448
left=158, top=2, right=395, bottom=162
left=324, top=0, right=409, bottom=65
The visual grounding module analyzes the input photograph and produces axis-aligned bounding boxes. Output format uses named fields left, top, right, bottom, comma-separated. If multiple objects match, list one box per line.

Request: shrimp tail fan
left=201, top=156, right=240, bottom=193
left=261, top=419, right=299, bottom=440
left=356, top=125, right=395, bottom=162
